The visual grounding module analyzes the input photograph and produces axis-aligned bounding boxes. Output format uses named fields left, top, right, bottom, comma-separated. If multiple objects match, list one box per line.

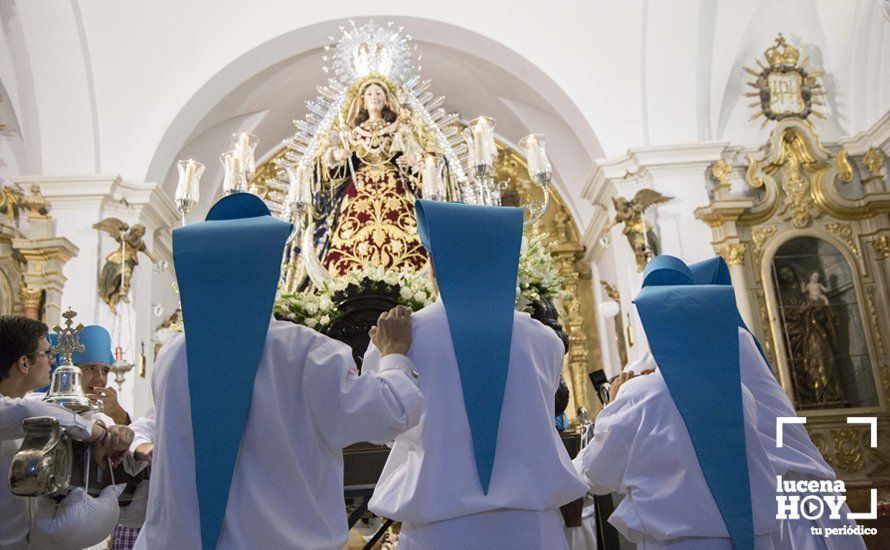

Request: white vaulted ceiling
left=1, top=0, right=887, bottom=231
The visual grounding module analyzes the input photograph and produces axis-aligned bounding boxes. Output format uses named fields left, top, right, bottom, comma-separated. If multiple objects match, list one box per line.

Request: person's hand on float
left=134, top=442, right=154, bottom=465
left=370, top=305, right=413, bottom=357
left=609, top=368, right=656, bottom=402
left=92, top=425, right=134, bottom=467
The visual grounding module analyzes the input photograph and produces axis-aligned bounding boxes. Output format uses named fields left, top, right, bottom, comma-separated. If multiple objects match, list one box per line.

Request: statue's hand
left=332, top=148, right=350, bottom=163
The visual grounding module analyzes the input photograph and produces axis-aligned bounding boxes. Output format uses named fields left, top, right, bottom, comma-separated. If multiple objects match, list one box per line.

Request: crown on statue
left=764, top=34, right=800, bottom=67
left=323, top=20, right=420, bottom=85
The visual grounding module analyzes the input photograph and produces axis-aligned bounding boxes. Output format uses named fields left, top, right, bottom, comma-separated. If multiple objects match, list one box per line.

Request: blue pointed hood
left=414, top=199, right=523, bottom=494
left=173, top=192, right=291, bottom=549
left=72, top=325, right=115, bottom=366
left=633, top=255, right=755, bottom=550
left=688, top=256, right=770, bottom=365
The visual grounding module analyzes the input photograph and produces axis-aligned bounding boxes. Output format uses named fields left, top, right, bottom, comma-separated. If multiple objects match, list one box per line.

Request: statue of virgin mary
left=314, top=76, right=439, bottom=276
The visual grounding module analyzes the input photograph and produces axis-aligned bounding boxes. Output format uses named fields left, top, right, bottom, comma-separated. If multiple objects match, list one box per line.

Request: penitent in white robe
left=737, top=328, right=865, bottom=550
left=365, top=299, right=589, bottom=550
left=132, top=320, right=423, bottom=550
left=1, top=395, right=95, bottom=550
left=574, top=361, right=780, bottom=549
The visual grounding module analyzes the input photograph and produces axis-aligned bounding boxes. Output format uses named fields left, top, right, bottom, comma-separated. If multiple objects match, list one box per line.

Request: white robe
left=365, top=299, right=588, bottom=549
left=133, top=320, right=423, bottom=550
left=573, top=363, right=780, bottom=549
left=737, top=329, right=865, bottom=550
left=129, top=406, right=155, bottom=453
left=1, top=395, right=96, bottom=549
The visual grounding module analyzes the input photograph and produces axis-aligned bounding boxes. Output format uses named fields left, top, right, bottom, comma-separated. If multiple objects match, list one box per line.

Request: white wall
left=1, top=0, right=887, bottom=402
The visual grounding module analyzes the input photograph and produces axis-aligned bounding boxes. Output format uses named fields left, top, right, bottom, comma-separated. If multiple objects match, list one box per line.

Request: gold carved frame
left=696, top=117, right=890, bottom=495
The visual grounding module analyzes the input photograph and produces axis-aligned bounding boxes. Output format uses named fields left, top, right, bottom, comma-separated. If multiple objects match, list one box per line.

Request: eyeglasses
left=26, top=351, right=54, bottom=360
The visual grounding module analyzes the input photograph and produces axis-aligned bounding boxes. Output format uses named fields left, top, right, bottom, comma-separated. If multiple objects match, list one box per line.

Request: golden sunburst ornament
left=744, top=34, right=825, bottom=128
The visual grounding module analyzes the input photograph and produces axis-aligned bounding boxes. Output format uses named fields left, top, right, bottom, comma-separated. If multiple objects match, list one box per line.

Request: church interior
left=1, top=1, right=889, bottom=548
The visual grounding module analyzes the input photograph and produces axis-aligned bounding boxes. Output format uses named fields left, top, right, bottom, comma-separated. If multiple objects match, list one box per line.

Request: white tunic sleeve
left=0, top=396, right=94, bottom=441
left=129, top=407, right=156, bottom=453
left=573, top=396, right=636, bottom=495
left=302, top=337, right=423, bottom=448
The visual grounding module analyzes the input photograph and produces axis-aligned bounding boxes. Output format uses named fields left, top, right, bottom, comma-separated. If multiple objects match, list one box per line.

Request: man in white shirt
left=366, top=200, right=588, bottom=549
left=1, top=315, right=133, bottom=550
left=574, top=255, right=780, bottom=549
left=133, top=193, right=424, bottom=550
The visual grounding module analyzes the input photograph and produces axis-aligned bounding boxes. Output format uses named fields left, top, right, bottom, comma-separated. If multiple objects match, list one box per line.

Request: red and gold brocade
left=323, top=119, right=428, bottom=276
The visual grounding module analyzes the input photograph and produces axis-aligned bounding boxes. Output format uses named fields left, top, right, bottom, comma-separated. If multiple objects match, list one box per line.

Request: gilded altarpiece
left=252, top=142, right=602, bottom=421
left=0, top=184, right=78, bottom=323
left=696, top=117, right=890, bottom=503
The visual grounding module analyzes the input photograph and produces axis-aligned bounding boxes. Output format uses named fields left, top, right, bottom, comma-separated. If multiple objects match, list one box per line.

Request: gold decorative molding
left=699, top=211, right=726, bottom=228
left=708, top=159, right=732, bottom=194
left=717, top=242, right=747, bottom=265
left=751, top=225, right=778, bottom=266
left=600, top=280, right=620, bottom=302
left=19, top=283, right=42, bottom=309
left=863, top=147, right=885, bottom=181
left=754, top=288, right=776, bottom=365
left=836, top=148, right=854, bottom=183
left=825, top=222, right=859, bottom=256
left=863, top=287, right=890, bottom=402
left=871, top=236, right=890, bottom=259
left=22, top=185, right=50, bottom=219
left=833, top=427, right=866, bottom=473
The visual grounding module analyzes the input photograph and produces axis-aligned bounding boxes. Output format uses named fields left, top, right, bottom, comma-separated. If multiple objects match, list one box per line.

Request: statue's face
left=363, top=84, right=387, bottom=114
left=779, top=266, right=796, bottom=283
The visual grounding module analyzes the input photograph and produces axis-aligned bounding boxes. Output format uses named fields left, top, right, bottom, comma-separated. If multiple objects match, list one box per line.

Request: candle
left=520, top=134, right=551, bottom=178
left=422, top=156, right=441, bottom=198
left=237, top=133, right=250, bottom=166
left=176, top=159, right=196, bottom=201
left=184, top=159, right=196, bottom=188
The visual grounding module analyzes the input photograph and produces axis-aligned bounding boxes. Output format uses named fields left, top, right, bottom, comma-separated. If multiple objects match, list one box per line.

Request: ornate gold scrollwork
left=751, top=225, right=778, bottom=268
left=708, top=159, right=733, bottom=196
left=825, top=222, right=859, bottom=257
left=863, top=148, right=885, bottom=182
left=836, top=148, right=854, bottom=183
left=717, top=242, right=747, bottom=266
left=19, top=283, right=42, bottom=310
left=871, top=236, right=890, bottom=260
left=832, top=427, right=866, bottom=473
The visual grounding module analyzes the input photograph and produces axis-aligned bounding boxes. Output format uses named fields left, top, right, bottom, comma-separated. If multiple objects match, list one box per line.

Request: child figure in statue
left=801, top=271, right=830, bottom=307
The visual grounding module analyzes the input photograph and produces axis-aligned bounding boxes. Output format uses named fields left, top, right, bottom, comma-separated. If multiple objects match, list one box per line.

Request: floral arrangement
left=275, top=230, right=568, bottom=332
left=516, top=230, right=571, bottom=312
left=274, top=265, right=437, bottom=333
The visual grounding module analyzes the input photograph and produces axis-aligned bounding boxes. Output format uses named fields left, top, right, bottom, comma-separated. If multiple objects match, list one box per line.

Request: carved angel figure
left=93, top=218, right=156, bottom=314
left=611, top=189, right=673, bottom=272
